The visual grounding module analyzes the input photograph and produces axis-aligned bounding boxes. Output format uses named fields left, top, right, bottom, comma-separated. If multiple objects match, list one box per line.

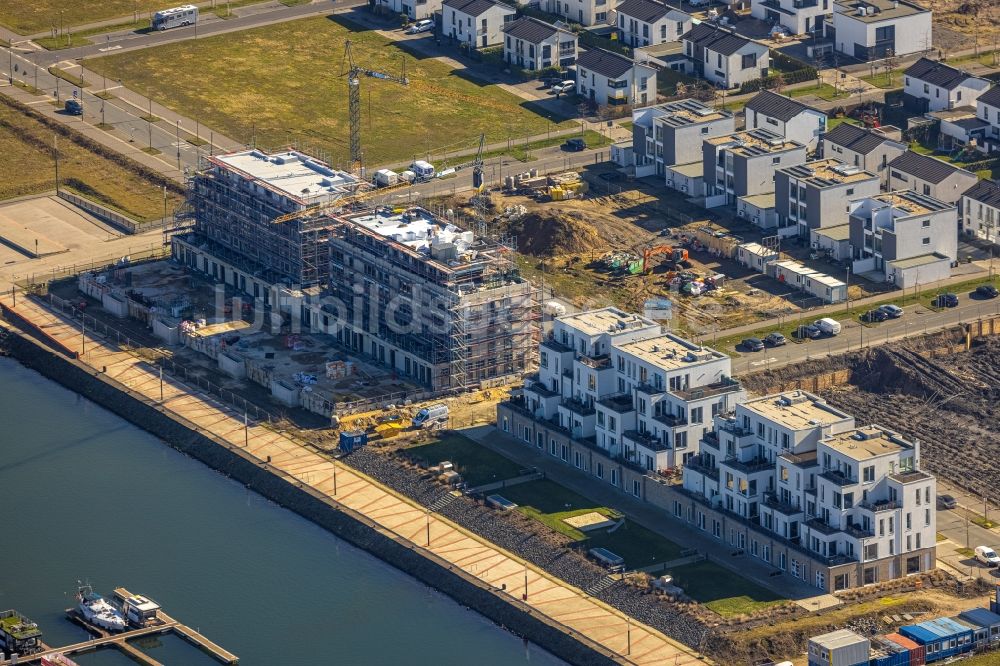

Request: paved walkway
left=2, top=293, right=709, bottom=666
left=462, top=425, right=830, bottom=604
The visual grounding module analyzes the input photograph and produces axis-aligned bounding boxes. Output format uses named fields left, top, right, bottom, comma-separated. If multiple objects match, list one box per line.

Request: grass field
left=786, top=82, right=850, bottom=101
left=0, top=1, right=165, bottom=35
left=499, top=480, right=683, bottom=566
left=35, top=18, right=150, bottom=50
left=0, top=97, right=184, bottom=222
left=666, top=560, right=785, bottom=617
left=406, top=434, right=525, bottom=487
left=87, top=16, right=569, bottom=167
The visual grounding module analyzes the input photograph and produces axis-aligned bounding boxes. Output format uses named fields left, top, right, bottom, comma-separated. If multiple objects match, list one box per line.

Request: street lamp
left=175, top=119, right=182, bottom=170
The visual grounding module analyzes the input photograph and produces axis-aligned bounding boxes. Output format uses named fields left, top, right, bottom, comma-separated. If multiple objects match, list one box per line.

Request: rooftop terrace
left=742, top=390, right=853, bottom=431
left=781, top=159, right=877, bottom=187
left=823, top=426, right=914, bottom=460
left=707, top=129, right=802, bottom=155
left=616, top=333, right=726, bottom=371
left=557, top=307, right=659, bottom=338
left=210, top=149, right=359, bottom=206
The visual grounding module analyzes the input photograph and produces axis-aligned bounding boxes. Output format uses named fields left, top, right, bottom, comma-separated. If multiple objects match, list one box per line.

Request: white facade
left=745, top=98, right=828, bottom=151
left=381, top=0, right=441, bottom=21
left=682, top=26, right=770, bottom=89
left=577, top=56, right=657, bottom=108
left=541, top=0, right=614, bottom=26
left=831, top=0, right=932, bottom=61
left=617, top=5, right=691, bottom=48
left=750, top=0, right=832, bottom=35
left=526, top=307, right=745, bottom=473
left=977, top=88, right=1000, bottom=149
left=442, top=0, right=515, bottom=49
left=904, top=72, right=991, bottom=113
left=503, top=19, right=578, bottom=71
left=961, top=181, right=1000, bottom=245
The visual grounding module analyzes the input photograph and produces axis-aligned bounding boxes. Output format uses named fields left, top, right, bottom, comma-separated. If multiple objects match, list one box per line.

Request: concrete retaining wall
left=0, top=325, right=618, bottom=666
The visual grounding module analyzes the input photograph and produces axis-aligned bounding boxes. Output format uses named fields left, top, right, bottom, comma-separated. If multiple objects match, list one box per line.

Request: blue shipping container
left=900, top=618, right=973, bottom=661
left=870, top=649, right=909, bottom=666
left=339, top=429, right=368, bottom=453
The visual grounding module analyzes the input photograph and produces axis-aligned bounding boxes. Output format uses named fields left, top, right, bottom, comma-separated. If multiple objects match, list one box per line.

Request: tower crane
left=342, top=39, right=408, bottom=176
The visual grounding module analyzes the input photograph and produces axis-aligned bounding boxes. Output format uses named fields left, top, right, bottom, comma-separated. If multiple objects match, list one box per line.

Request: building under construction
left=310, top=206, right=538, bottom=391
left=175, top=149, right=361, bottom=291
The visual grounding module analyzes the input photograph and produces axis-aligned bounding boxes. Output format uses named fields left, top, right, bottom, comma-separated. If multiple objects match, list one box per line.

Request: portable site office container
left=869, top=637, right=909, bottom=666
left=900, top=618, right=974, bottom=661
left=881, top=633, right=925, bottom=666
left=808, top=629, right=870, bottom=666
left=958, top=607, right=1000, bottom=647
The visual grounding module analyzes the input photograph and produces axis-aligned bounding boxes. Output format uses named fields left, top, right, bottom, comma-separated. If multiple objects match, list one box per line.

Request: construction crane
left=342, top=39, right=408, bottom=176
left=270, top=180, right=413, bottom=225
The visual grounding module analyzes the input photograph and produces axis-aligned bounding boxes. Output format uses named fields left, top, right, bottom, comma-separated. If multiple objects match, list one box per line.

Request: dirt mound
left=503, top=209, right=605, bottom=257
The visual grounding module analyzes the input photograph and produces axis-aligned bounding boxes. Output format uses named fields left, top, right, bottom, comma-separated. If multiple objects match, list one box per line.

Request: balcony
left=702, top=431, right=720, bottom=449
left=561, top=397, right=596, bottom=417
left=722, top=456, right=773, bottom=475
left=820, top=469, right=857, bottom=486
left=843, top=522, right=875, bottom=540
left=623, top=429, right=669, bottom=452
left=858, top=498, right=903, bottom=513
left=598, top=393, right=633, bottom=414
left=718, top=420, right=752, bottom=438
left=762, top=492, right=804, bottom=516
left=672, top=377, right=742, bottom=401
left=635, top=381, right=666, bottom=396
left=654, top=412, right=687, bottom=428
left=685, top=454, right=718, bottom=478
left=541, top=338, right=572, bottom=354
left=525, top=380, right=558, bottom=399
left=805, top=517, right=840, bottom=536
left=579, top=354, right=612, bottom=370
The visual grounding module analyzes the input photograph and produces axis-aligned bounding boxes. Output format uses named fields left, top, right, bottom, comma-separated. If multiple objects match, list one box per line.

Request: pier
left=0, top=588, right=237, bottom=665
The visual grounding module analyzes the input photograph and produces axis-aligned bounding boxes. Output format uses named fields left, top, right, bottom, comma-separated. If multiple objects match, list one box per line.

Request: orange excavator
left=642, top=245, right=690, bottom=273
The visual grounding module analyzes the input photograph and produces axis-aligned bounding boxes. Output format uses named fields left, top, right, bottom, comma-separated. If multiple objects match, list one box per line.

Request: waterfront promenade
left=0, top=293, right=708, bottom=666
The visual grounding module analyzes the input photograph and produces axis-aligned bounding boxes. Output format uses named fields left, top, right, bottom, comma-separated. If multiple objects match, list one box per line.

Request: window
left=741, top=53, right=757, bottom=69
left=701, top=126, right=709, bottom=134
left=864, top=543, right=879, bottom=560
left=863, top=465, right=875, bottom=482
left=690, top=407, right=703, bottom=424
left=632, top=479, right=641, bottom=497
left=922, top=237, right=931, bottom=245
left=846, top=188, right=854, bottom=195
left=659, top=24, right=666, bottom=39
left=922, top=219, right=930, bottom=227
left=923, top=83, right=930, bottom=93
left=772, top=157, right=781, bottom=165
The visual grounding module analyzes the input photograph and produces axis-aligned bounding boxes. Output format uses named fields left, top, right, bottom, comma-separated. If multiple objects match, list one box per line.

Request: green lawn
left=786, top=82, right=850, bottom=101
left=0, top=1, right=164, bottom=34
left=87, top=16, right=570, bottom=167
left=951, top=650, right=1000, bottom=665
left=468, top=129, right=610, bottom=165
left=827, top=117, right=860, bottom=130
left=860, top=69, right=904, bottom=89
left=946, top=50, right=1000, bottom=69
left=406, top=434, right=525, bottom=487
left=35, top=18, right=150, bottom=50
left=500, top=480, right=682, bottom=566
left=667, top=560, right=785, bottom=617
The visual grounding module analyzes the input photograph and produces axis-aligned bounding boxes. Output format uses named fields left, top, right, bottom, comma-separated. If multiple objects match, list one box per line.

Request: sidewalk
left=462, top=424, right=830, bottom=604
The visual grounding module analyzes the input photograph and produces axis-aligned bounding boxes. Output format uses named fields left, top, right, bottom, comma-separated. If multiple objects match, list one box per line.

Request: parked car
left=975, top=284, right=999, bottom=299
left=405, top=19, right=434, bottom=34
left=934, top=293, right=959, bottom=308
left=561, top=138, right=586, bottom=152
left=937, top=494, right=957, bottom=509
left=550, top=80, right=575, bottom=94
left=861, top=309, right=888, bottom=323
left=814, top=318, right=842, bottom=336
left=975, top=545, right=1000, bottom=567
left=763, top=332, right=787, bottom=347
left=794, top=322, right=822, bottom=339
left=64, top=98, right=83, bottom=115
left=878, top=304, right=904, bottom=318
left=742, top=337, right=765, bottom=352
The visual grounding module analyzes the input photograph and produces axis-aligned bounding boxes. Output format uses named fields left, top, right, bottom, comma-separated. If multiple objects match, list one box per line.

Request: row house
left=502, top=16, right=578, bottom=71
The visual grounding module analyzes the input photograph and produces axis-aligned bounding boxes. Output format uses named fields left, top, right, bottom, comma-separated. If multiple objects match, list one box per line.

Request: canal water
left=0, top=358, right=563, bottom=665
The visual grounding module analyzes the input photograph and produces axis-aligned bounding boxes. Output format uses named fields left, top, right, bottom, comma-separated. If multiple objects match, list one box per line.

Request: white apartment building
left=961, top=179, right=1000, bottom=245
left=541, top=0, right=614, bottom=27
left=903, top=57, right=991, bottom=113
left=683, top=390, right=937, bottom=591
left=523, top=307, right=745, bottom=474
left=442, top=0, right=515, bottom=49
left=502, top=16, right=578, bottom=71
left=576, top=48, right=657, bottom=108
left=830, top=0, right=932, bottom=61
left=744, top=90, right=828, bottom=151
left=750, top=0, right=832, bottom=36
left=615, top=0, right=691, bottom=48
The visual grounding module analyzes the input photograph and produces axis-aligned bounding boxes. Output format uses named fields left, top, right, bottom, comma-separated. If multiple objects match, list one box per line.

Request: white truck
left=412, top=403, right=449, bottom=428
left=152, top=4, right=198, bottom=30
left=410, top=160, right=435, bottom=181
left=814, top=317, right=842, bottom=336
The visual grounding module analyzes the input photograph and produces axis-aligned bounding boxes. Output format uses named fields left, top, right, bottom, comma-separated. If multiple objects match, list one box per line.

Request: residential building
left=775, top=158, right=880, bottom=238
left=630, top=99, right=735, bottom=178
left=829, top=0, right=932, bottom=61
left=682, top=390, right=936, bottom=591
left=576, top=48, right=657, bottom=107
left=848, top=191, right=957, bottom=287
left=887, top=151, right=979, bottom=206
left=681, top=24, right=769, bottom=89
left=540, top=0, right=614, bottom=27
left=378, top=0, right=441, bottom=21
left=976, top=85, right=1000, bottom=153
left=442, top=0, right=515, bottom=50
left=615, top=0, right=691, bottom=48
left=174, top=149, right=360, bottom=295
left=314, top=207, right=537, bottom=391
left=737, top=193, right=778, bottom=230
left=903, top=57, right=991, bottom=113
left=822, top=123, right=906, bottom=185
left=502, top=17, right=578, bottom=71
left=931, top=106, right=992, bottom=152
left=703, top=128, right=808, bottom=205
left=503, top=307, right=745, bottom=476
left=960, top=179, right=1000, bottom=245
left=744, top=90, right=828, bottom=152
left=750, top=0, right=831, bottom=36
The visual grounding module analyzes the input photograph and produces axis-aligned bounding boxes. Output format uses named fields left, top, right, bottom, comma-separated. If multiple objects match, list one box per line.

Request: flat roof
left=834, top=0, right=929, bottom=22
left=815, top=223, right=851, bottom=241
left=742, top=390, right=853, bottom=431
left=707, top=128, right=803, bottom=155
left=823, top=426, right=913, bottom=460
left=636, top=40, right=684, bottom=58
left=653, top=99, right=731, bottom=127
left=739, top=241, right=778, bottom=256
left=557, top=307, right=659, bottom=338
left=812, top=628, right=868, bottom=649
left=739, top=193, right=776, bottom=209
left=211, top=150, right=358, bottom=205
left=615, top=333, right=727, bottom=371
left=888, top=252, right=950, bottom=269
left=780, top=158, right=877, bottom=187
left=867, top=191, right=954, bottom=216
left=344, top=207, right=475, bottom=254
left=667, top=161, right=705, bottom=178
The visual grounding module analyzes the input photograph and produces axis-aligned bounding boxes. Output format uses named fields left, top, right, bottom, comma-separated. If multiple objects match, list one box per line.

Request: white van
left=814, top=318, right=842, bottom=336
left=975, top=545, right=1000, bottom=567
left=412, top=403, right=449, bottom=428
left=410, top=160, right=435, bottom=181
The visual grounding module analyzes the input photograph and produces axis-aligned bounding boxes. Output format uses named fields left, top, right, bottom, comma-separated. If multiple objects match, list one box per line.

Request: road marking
left=750, top=357, right=778, bottom=367
left=99, top=45, right=123, bottom=52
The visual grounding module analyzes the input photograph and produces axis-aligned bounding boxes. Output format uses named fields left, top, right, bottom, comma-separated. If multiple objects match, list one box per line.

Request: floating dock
left=0, top=588, right=237, bottom=665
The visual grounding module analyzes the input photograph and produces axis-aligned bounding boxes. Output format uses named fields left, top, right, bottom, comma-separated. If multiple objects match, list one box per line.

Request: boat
left=76, top=585, right=126, bottom=632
